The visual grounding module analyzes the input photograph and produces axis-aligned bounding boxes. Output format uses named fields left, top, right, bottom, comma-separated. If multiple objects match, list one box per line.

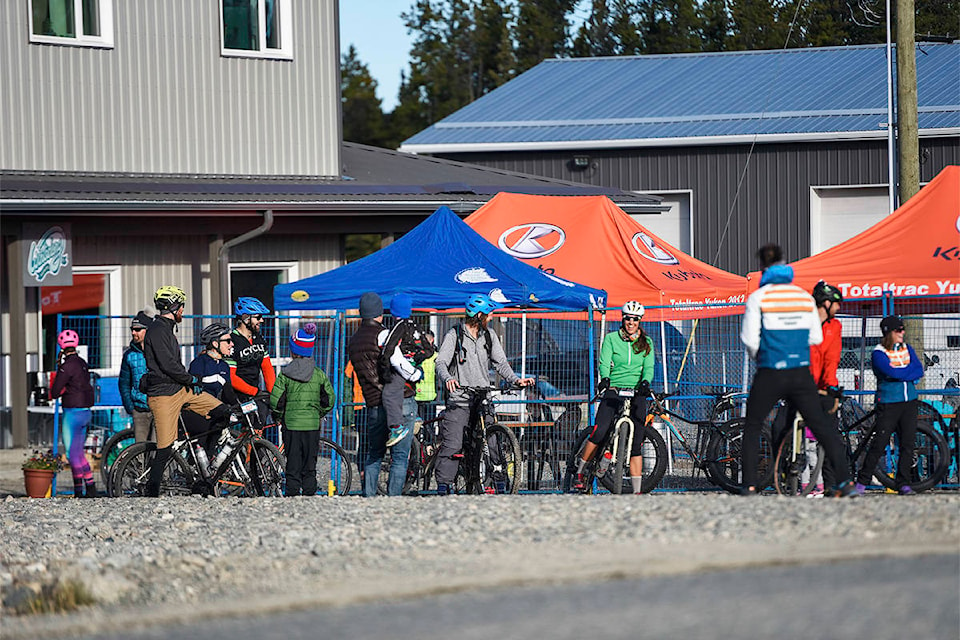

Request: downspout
left=217, top=210, right=274, bottom=314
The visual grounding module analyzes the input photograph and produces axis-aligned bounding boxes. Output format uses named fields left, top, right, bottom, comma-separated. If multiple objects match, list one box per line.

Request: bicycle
left=519, top=402, right=582, bottom=492
left=417, top=386, right=522, bottom=494
left=98, top=415, right=157, bottom=489
left=564, top=387, right=668, bottom=495
left=110, top=399, right=285, bottom=497
left=773, top=397, right=950, bottom=495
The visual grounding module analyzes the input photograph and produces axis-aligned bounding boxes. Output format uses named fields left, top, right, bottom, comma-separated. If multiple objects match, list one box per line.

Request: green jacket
left=598, top=331, right=655, bottom=388
left=269, top=358, right=334, bottom=431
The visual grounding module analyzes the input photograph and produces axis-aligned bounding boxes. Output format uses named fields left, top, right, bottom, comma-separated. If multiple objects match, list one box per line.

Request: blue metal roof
left=401, top=44, right=960, bottom=151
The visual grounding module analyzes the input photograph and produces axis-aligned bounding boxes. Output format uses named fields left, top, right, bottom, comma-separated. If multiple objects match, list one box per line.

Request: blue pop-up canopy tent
left=274, top=206, right=607, bottom=312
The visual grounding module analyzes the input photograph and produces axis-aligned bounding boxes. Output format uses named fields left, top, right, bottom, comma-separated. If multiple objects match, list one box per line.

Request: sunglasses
left=218, top=337, right=233, bottom=343
left=893, top=328, right=905, bottom=333
left=131, top=327, right=146, bottom=332
left=623, top=315, right=641, bottom=322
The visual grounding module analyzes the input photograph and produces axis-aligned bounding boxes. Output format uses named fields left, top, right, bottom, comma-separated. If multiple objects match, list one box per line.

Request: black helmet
left=812, top=281, right=842, bottom=306
left=199, top=323, right=230, bottom=348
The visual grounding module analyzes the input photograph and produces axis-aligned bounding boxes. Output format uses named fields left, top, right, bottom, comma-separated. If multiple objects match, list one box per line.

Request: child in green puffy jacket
left=270, top=323, right=335, bottom=496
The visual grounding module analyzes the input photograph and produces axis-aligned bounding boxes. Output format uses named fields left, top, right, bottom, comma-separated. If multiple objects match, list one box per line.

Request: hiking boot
left=82, top=481, right=98, bottom=498
left=385, top=425, right=410, bottom=447
left=898, top=485, right=915, bottom=495
left=833, top=480, right=859, bottom=498
left=436, top=483, right=450, bottom=496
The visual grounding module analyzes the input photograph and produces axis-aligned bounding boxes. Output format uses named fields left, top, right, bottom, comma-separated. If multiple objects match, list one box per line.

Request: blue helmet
left=233, top=296, right=270, bottom=317
left=465, top=293, right=500, bottom=317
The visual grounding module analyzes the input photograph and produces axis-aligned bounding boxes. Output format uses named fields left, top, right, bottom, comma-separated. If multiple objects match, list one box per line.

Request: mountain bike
left=99, top=426, right=137, bottom=489
left=110, top=399, right=285, bottom=497
left=773, top=397, right=950, bottom=495
left=418, top=386, right=522, bottom=494
left=520, top=402, right=582, bottom=492
left=564, top=387, right=668, bottom=494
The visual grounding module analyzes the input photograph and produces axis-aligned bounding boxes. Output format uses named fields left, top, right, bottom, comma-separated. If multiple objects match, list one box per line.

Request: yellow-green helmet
left=154, top=285, right=186, bottom=312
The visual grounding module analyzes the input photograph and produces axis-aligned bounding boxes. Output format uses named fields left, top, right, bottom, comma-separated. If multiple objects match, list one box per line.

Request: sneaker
left=833, top=480, right=859, bottom=498
left=436, top=483, right=450, bottom=496
left=807, top=484, right=825, bottom=499
left=898, top=485, right=915, bottom=495
left=494, top=481, right=507, bottom=494
left=572, top=473, right=587, bottom=493
left=855, top=482, right=867, bottom=496
left=385, top=425, right=410, bottom=447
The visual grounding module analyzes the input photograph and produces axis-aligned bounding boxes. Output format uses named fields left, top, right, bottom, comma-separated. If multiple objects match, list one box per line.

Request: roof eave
left=399, top=127, right=960, bottom=154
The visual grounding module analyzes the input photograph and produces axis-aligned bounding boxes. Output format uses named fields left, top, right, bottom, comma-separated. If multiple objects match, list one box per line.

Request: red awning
left=41, top=274, right=105, bottom=314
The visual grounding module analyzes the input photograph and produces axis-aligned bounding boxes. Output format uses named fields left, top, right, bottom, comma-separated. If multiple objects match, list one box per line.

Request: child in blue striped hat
left=269, top=323, right=334, bottom=496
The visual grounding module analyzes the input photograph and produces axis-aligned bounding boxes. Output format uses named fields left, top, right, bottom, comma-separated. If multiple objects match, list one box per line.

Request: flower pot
left=23, top=468, right=55, bottom=498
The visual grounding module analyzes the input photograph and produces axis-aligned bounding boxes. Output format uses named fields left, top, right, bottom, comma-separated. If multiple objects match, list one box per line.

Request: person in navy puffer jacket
left=857, top=315, right=924, bottom=495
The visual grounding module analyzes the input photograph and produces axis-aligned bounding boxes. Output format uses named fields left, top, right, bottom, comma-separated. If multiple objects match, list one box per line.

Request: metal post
left=52, top=314, right=62, bottom=497
left=520, top=311, right=527, bottom=423
left=885, top=0, right=897, bottom=212
left=588, top=309, right=596, bottom=426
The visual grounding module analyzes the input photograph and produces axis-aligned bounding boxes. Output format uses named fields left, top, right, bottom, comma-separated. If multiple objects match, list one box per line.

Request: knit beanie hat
left=130, top=310, right=152, bottom=330
left=359, top=292, right=383, bottom=319
left=390, top=293, right=413, bottom=319
left=290, top=323, right=317, bottom=357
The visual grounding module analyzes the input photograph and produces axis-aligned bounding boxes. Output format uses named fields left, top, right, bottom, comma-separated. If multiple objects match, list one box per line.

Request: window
left=30, top=0, right=114, bottom=48
left=221, top=0, right=292, bottom=60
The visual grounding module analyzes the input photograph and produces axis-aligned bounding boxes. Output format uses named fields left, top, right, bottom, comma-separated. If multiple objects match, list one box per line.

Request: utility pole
left=896, top=0, right=920, bottom=201
left=895, top=0, right=924, bottom=385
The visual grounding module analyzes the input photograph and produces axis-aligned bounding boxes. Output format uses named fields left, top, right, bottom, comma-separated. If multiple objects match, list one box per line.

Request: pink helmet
left=57, top=329, right=80, bottom=349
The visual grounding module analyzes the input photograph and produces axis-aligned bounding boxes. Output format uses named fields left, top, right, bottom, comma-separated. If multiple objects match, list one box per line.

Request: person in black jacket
left=347, top=291, right=396, bottom=497
left=142, top=286, right=233, bottom=497
left=50, top=329, right=97, bottom=498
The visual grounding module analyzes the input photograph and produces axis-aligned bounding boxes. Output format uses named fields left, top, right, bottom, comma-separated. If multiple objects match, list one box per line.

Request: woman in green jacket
left=270, top=324, right=335, bottom=496
left=574, top=301, right=655, bottom=494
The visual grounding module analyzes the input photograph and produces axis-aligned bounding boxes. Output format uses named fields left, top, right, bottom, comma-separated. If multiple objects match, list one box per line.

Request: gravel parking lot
left=1, top=484, right=957, bottom=639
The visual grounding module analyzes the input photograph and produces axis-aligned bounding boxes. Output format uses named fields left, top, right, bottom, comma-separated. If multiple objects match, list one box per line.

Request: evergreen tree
left=515, top=0, right=577, bottom=72
left=572, top=0, right=615, bottom=56
left=698, top=0, right=731, bottom=50
left=340, top=45, right=390, bottom=147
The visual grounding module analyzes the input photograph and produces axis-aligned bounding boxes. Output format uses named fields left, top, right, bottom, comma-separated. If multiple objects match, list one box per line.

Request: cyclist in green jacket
left=575, top=301, right=655, bottom=494
left=270, top=323, right=335, bottom=496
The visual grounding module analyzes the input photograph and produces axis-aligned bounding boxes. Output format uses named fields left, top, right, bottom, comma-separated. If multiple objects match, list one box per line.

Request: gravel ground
left=1, top=491, right=958, bottom=639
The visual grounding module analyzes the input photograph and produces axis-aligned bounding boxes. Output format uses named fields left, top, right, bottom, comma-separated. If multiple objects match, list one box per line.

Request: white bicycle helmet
left=621, top=300, right=645, bottom=318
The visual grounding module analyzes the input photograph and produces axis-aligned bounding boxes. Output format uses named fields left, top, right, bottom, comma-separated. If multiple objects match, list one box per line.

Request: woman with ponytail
left=573, top=301, right=655, bottom=494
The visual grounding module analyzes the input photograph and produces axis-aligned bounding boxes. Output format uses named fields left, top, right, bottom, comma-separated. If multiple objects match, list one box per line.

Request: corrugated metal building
left=400, top=44, right=960, bottom=274
left=0, top=1, right=660, bottom=447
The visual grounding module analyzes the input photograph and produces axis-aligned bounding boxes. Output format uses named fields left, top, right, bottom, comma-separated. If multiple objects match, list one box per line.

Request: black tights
left=857, top=400, right=917, bottom=488
left=743, top=368, right=851, bottom=489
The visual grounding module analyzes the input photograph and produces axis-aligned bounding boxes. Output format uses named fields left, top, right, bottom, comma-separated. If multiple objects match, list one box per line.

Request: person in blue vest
left=856, top=315, right=924, bottom=495
left=119, top=311, right=154, bottom=442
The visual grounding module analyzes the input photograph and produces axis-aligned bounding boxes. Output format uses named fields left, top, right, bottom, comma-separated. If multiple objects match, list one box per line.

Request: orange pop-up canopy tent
left=466, top=193, right=746, bottom=320
left=746, top=165, right=960, bottom=302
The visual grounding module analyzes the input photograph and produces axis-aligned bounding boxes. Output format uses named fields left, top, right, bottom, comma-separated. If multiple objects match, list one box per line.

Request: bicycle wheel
left=598, top=423, right=667, bottom=495
left=377, top=437, right=422, bottom=496
left=610, top=418, right=630, bottom=495
left=706, top=418, right=774, bottom=494
left=316, top=437, right=353, bottom=496
left=100, top=428, right=136, bottom=490
left=481, top=423, right=521, bottom=494
left=527, top=432, right=563, bottom=492
left=112, top=442, right=193, bottom=497
left=773, top=428, right=822, bottom=496
left=870, top=421, right=949, bottom=492
left=248, top=439, right=285, bottom=497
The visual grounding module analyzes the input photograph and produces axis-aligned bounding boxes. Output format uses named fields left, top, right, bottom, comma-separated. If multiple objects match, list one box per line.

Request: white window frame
left=229, top=261, right=299, bottom=365
left=28, top=0, right=115, bottom=49
left=219, top=0, right=293, bottom=61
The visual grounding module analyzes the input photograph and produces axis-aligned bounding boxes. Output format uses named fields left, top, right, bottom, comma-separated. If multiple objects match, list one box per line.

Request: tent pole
left=588, top=309, right=597, bottom=426
left=520, top=311, right=527, bottom=423
left=660, top=319, right=669, bottom=394
left=675, top=318, right=699, bottom=385
left=859, top=308, right=868, bottom=393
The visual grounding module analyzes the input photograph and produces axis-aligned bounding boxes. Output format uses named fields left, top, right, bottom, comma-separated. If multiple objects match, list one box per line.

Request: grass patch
left=18, top=580, right=96, bottom=614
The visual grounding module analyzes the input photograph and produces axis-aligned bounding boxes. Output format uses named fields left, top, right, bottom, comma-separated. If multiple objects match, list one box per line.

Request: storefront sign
left=23, top=223, right=72, bottom=286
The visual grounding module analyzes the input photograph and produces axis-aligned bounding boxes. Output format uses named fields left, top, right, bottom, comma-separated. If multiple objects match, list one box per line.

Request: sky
left=338, top=1, right=591, bottom=113
left=339, top=1, right=413, bottom=112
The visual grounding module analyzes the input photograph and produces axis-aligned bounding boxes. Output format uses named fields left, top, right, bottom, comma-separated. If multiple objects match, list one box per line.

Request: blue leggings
left=62, top=408, right=92, bottom=481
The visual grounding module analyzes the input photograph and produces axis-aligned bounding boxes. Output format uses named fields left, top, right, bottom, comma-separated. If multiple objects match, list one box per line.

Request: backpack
left=447, top=323, right=493, bottom=377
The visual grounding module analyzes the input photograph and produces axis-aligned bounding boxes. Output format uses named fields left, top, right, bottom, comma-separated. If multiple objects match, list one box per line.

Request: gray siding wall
left=442, top=138, right=960, bottom=274
left=1, top=1, right=340, bottom=177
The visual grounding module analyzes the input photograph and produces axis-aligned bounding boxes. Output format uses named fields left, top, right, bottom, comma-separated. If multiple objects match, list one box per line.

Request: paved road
left=88, top=553, right=958, bottom=640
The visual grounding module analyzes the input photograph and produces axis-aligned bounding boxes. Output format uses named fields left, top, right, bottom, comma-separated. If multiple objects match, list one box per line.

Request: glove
left=409, top=366, right=423, bottom=383
left=826, top=385, right=843, bottom=399
left=189, top=375, right=203, bottom=395
left=597, top=378, right=611, bottom=394
left=635, top=380, right=651, bottom=397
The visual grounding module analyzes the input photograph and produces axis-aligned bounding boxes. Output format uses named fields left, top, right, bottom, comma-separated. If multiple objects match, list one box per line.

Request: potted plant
left=22, top=450, right=65, bottom=498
